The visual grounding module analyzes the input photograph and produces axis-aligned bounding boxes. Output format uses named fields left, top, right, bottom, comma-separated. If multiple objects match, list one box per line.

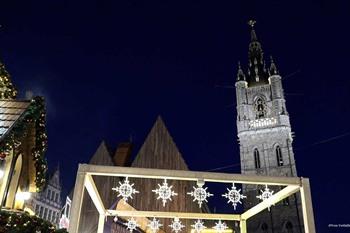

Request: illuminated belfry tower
left=236, top=21, right=303, bottom=233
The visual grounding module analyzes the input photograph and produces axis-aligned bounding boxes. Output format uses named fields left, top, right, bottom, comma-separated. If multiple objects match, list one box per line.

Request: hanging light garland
left=187, top=183, right=213, bottom=208
left=152, top=179, right=178, bottom=207
left=191, top=219, right=206, bottom=233
left=112, top=177, right=139, bottom=203
left=147, top=217, right=163, bottom=233
left=222, top=183, right=246, bottom=210
left=168, top=217, right=185, bottom=233
left=0, top=96, right=48, bottom=191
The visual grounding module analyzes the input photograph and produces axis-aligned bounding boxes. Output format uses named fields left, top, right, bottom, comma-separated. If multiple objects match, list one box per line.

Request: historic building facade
left=236, top=22, right=303, bottom=233
left=25, top=166, right=62, bottom=227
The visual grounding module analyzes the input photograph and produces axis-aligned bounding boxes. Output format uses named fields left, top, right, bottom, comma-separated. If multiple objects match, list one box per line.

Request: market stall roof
left=0, top=100, right=30, bottom=140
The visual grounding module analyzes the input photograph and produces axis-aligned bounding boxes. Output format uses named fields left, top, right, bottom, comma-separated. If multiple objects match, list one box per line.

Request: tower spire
left=269, top=56, right=279, bottom=75
left=248, top=20, right=258, bottom=42
left=237, top=61, right=246, bottom=81
left=246, top=20, right=269, bottom=86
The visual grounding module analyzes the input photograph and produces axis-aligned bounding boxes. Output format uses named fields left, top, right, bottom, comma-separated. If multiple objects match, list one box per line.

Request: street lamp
left=15, top=192, right=31, bottom=201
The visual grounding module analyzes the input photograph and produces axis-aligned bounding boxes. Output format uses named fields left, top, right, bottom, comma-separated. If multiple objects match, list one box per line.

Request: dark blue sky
left=1, top=1, right=350, bottom=232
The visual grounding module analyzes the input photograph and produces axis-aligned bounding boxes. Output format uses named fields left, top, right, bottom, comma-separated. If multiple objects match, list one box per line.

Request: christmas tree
left=0, top=61, right=17, bottom=99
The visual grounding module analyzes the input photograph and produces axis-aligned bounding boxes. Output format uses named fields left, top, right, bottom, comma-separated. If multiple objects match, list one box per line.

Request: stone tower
left=236, top=21, right=303, bottom=233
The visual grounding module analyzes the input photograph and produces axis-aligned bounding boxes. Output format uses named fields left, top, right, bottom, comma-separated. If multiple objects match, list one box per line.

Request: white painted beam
left=84, top=174, right=106, bottom=215
left=240, top=219, right=247, bottom=233
left=241, top=185, right=300, bottom=220
left=300, top=178, right=316, bottom=233
left=106, top=210, right=240, bottom=221
left=68, top=170, right=86, bottom=233
left=97, top=214, right=105, bottom=233
left=79, top=164, right=301, bottom=186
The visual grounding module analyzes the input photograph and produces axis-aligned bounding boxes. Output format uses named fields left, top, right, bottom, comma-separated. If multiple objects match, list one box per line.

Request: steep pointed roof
left=88, top=141, right=114, bottom=166
left=48, top=164, right=61, bottom=189
left=131, top=115, right=189, bottom=170
left=129, top=116, right=201, bottom=233
left=246, top=20, right=269, bottom=86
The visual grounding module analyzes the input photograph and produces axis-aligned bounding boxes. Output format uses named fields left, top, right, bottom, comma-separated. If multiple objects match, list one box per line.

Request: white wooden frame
left=68, top=164, right=316, bottom=233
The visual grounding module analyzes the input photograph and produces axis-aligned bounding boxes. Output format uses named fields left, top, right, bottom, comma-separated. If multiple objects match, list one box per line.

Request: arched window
left=286, top=221, right=293, bottom=233
left=261, top=222, right=268, bottom=233
left=254, top=97, right=266, bottom=119
left=254, top=149, right=261, bottom=169
left=276, top=146, right=283, bottom=166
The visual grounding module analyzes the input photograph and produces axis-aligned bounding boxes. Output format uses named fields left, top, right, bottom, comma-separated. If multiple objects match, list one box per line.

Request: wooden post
left=240, top=219, right=247, bottom=233
left=300, top=178, right=316, bottom=233
left=97, top=214, right=105, bottom=233
left=68, top=165, right=86, bottom=233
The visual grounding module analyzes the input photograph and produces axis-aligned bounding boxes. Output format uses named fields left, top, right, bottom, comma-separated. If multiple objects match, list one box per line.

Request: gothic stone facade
left=236, top=24, right=304, bottom=233
left=25, top=167, right=62, bottom=227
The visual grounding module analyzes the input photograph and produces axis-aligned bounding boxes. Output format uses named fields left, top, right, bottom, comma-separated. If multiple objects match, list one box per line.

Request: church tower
left=236, top=21, right=303, bottom=233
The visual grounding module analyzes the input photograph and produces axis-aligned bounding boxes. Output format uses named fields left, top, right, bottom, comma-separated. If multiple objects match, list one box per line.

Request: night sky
left=1, top=1, right=350, bottom=232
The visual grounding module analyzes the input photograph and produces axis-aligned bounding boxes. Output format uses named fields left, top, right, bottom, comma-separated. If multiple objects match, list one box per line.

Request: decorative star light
left=112, top=177, right=139, bottom=203
left=191, top=219, right=206, bottom=233
left=222, top=183, right=246, bottom=210
left=256, top=185, right=274, bottom=210
left=148, top=217, right=163, bottom=233
left=187, top=184, right=213, bottom=208
left=213, top=220, right=228, bottom=233
left=124, top=217, right=140, bottom=232
left=113, top=216, right=118, bottom=223
left=169, top=217, right=185, bottom=233
left=152, top=179, right=178, bottom=207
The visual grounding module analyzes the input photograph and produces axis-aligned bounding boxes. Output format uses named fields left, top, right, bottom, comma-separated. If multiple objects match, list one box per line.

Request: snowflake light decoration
left=222, top=183, right=246, bottom=210
left=212, top=220, right=228, bottom=233
left=191, top=219, right=206, bottom=233
left=187, top=184, right=213, bottom=207
left=152, top=179, right=178, bottom=207
left=148, top=217, right=163, bottom=233
left=256, top=185, right=274, bottom=210
left=124, top=217, right=140, bottom=232
left=169, top=217, right=185, bottom=233
left=112, top=177, right=139, bottom=203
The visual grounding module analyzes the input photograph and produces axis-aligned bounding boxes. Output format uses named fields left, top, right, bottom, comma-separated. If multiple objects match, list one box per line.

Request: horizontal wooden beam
left=241, top=185, right=300, bottom=220
left=106, top=210, right=241, bottom=221
left=78, top=164, right=301, bottom=186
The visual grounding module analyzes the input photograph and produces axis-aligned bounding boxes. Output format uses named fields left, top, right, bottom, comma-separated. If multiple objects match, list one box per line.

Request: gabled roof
left=131, top=116, right=189, bottom=170
left=0, top=100, right=30, bottom=139
left=88, top=141, right=115, bottom=166
left=129, top=116, right=201, bottom=232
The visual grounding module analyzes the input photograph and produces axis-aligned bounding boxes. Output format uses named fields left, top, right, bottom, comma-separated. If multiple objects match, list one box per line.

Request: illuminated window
left=254, top=149, right=261, bottom=168
left=276, top=146, right=283, bottom=166
left=254, top=97, right=266, bottom=119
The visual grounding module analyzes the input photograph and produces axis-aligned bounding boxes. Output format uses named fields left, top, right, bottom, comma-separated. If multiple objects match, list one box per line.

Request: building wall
left=25, top=168, right=62, bottom=227
left=236, top=75, right=304, bottom=233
